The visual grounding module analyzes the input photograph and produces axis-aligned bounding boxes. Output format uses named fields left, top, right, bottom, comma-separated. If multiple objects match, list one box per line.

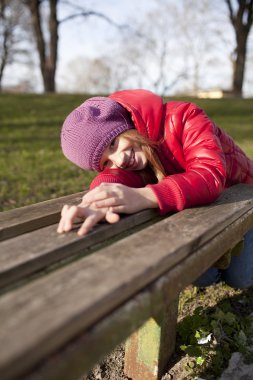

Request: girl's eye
left=110, top=138, right=116, bottom=149
left=103, top=161, right=108, bottom=169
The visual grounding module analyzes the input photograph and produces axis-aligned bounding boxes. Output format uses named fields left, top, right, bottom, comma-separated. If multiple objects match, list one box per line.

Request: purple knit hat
left=61, top=97, right=133, bottom=171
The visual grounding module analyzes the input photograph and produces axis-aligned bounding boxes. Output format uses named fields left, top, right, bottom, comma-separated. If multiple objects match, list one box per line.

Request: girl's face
left=100, top=134, right=148, bottom=171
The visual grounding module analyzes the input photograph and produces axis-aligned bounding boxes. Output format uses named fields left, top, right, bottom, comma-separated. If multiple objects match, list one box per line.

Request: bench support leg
left=124, top=296, right=179, bottom=380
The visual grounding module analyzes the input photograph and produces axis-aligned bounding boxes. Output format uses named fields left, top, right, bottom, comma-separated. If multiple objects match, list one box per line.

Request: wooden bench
left=0, top=184, right=253, bottom=380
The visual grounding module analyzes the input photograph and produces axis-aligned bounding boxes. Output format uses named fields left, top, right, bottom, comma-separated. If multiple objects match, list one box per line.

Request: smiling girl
left=58, top=89, right=253, bottom=288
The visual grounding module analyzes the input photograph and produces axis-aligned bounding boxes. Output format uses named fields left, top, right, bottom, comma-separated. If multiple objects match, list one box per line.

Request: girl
left=58, top=89, right=253, bottom=288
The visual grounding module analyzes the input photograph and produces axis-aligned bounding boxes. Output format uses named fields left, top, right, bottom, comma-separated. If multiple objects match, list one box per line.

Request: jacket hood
left=109, top=89, right=164, bottom=142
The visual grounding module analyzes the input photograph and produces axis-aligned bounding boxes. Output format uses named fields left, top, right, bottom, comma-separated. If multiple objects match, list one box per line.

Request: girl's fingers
left=57, top=205, right=70, bottom=233
left=82, top=184, right=121, bottom=205
left=109, top=205, right=126, bottom=214
left=57, top=198, right=122, bottom=236
left=57, top=205, right=81, bottom=233
left=105, top=210, right=120, bottom=224
left=61, top=204, right=70, bottom=217
left=82, top=189, right=108, bottom=204
left=64, top=206, right=79, bottom=231
left=57, top=219, right=64, bottom=233
left=77, top=211, right=104, bottom=236
left=91, top=197, right=120, bottom=209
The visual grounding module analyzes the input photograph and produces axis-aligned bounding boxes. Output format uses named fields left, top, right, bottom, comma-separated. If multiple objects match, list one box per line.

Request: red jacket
left=90, top=89, right=253, bottom=214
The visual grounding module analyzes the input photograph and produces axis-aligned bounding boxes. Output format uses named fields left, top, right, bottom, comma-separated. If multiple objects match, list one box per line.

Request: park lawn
left=1, top=94, right=253, bottom=211
left=0, top=93, right=95, bottom=211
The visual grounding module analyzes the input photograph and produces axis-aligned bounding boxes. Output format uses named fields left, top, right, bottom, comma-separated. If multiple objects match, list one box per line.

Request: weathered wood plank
left=0, top=209, right=160, bottom=289
left=0, top=184, right=252, bottom=380
left=0, top=192, right=84, bottom=241
left=1, top=184, right=252, bottom=290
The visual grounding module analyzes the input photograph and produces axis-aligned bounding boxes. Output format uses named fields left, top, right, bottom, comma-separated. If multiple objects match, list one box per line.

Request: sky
left=3, top=0, right=253, bottom=96
left=56, top=0, right=159, bottom=90
left=58, top=0, right=156, bottom=57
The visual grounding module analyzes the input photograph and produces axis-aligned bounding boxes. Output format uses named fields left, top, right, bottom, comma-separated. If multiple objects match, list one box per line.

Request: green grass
left=1, top=94, right=253, bottom=211
left=0, top=93, right=96, bottom=211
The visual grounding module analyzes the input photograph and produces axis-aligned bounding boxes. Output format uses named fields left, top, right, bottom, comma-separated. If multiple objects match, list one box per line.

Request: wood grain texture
left=1, top=183, right=253, bottom=289
left=0, top=192, right=84, bottom=241
left=0, top=184, right=252, bottom=380
left=0, top=209, right=160, bottom=289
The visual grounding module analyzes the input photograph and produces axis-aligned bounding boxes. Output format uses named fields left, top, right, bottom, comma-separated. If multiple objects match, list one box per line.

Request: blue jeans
left=194, top=228, right=253, bottom=289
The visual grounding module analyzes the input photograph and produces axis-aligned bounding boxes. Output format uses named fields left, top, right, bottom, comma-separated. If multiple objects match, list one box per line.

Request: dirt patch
left=85, top=345, right=128, bottom=380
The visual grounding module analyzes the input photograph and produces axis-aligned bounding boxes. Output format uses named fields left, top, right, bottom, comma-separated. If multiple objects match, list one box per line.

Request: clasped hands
left=57, top=183, right=158, bottom=236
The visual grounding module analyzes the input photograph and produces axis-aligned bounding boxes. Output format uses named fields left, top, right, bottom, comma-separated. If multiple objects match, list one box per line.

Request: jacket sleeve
left=147, top=103, right=227, bottom=214
left=89, top=167, right=157, bottom=190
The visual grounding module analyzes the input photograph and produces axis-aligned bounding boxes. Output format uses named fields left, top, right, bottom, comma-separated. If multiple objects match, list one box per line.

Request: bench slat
left=0, top=192, right=84, bottom=241
left=1, top=183, right=252, bottom=290
left=0, top=209, right=159, bottom=289
left=0, top=184, right=253, bottom=380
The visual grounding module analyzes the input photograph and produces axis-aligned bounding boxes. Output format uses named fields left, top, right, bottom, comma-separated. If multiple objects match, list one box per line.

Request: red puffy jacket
left=90, top=89, right=253, bottom=214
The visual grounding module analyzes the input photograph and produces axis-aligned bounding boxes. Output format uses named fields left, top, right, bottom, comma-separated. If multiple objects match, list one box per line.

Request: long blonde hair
left=122, top=130, right=166, bottom=182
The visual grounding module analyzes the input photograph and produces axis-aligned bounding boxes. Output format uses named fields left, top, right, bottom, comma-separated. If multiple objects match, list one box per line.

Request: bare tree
left=24, top=0, right=58, bottom=93
left=225, top=0, right=253, bottom=97
left=24, top=0, right=127, bottom=93
left=0, top=0, right=9, bottom=90
left=0, top=0, right=31, bottom=91
left=104, top=2, right=189, bottom=96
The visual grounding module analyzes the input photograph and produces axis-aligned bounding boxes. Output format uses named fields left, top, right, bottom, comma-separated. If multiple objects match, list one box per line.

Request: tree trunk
left=26, top=0, right=58, bottom=92
left=47, top=0, right=58, bottom=92
left=233, top=32, right=247, bottom=97
left=225, top=0, right=253, bottom=97
left=0, top=0, right=9, bottom=92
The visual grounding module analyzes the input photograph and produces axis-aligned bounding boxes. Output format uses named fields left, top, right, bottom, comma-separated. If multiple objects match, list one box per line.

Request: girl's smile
left=100, top=134, right=148, bottom=171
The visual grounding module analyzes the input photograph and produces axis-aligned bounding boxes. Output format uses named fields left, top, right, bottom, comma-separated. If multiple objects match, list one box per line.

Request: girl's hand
left=82, top=183, right=158, bottom=214
left=57, top=204, right=120, bottom=236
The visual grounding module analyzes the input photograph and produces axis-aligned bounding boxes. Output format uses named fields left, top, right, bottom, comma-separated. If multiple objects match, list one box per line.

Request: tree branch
left=59, top=0, right=143, bottom=36
left=225, top=0, right=236, bottom=26
left=246, top=0, right=253, bottom=28
left=237, top=0, right=246, bottom=28
left=60, top=10, right=127, bottom=30
left=25, top=0, right=46, bottom=73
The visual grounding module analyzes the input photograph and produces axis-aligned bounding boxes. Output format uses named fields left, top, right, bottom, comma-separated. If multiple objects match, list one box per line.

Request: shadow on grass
left=1, top=136, right=59, bottom=143
left=1, top=120, right=63, bottom=129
